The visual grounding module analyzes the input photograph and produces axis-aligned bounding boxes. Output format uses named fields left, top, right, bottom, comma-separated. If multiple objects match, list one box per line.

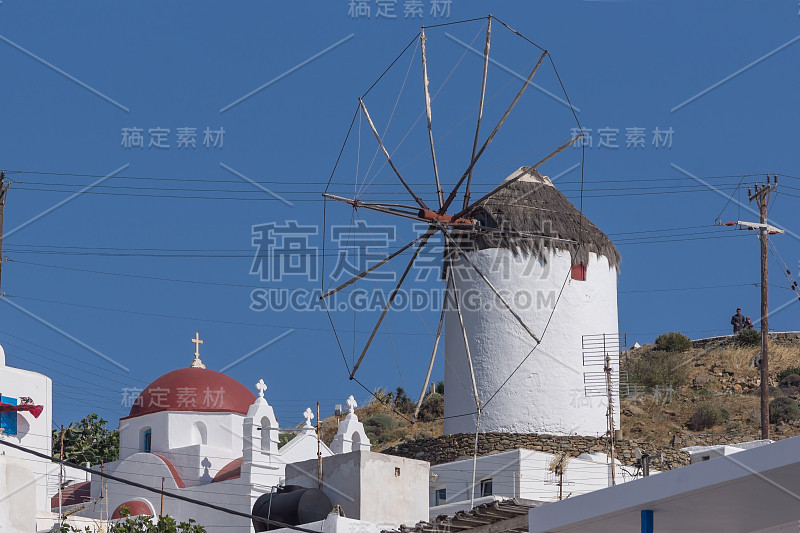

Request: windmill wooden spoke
left=349, top=231, right=436, bottom=379
left=359, top=98, right=429, bottom=212
left=321, top=227, right=437, bottom=300
left=322, top=193, right=423, bottom=220
left=454, top=132, right=583, bottom=219
left=413, top=303, right=445, bottom=421
left=449, top=271, right=481, bottom=410
left=420, top=28, right=444, bottom=209
left=440, top=49, right=549, bottom=214
left=440, top=225, right=542, bottom=345
left=463, top=17, right=491, bottom=211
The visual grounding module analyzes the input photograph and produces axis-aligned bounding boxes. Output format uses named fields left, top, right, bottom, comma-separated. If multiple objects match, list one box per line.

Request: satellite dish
left=634, top=448, right=642, bottom=461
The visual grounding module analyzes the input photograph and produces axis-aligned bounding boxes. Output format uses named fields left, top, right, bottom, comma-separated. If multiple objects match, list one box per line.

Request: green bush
left=777, top=366, right=800, bottom=382
left=625, top=350, right=690, bottom=389
left=279, top=432, right=295, bottom=447
left=735, top=328, right=761, bottom=347
left=719, top=407, right=731, bottom=423
left=417, top=393, right=444, bottom=422
left=372, top=387, right=393, bottom=404
left=779, top=374, right=800, bottom=395
left=689, top=404, right=722, bottom=430
left=58, top=514, right=206, bottom=533
left=393, top=387, right=415, bottom=415
left=769, top=397, right=800, bottom=424
left=654, top=332, right=692, bottom=353
left=363, top=414, right=397, bottom=431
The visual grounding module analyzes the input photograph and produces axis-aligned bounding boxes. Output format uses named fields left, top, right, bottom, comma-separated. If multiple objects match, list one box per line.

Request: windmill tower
left=443, top=168, right=621, bottom=436
left=320, top=17, right=614, bottom=440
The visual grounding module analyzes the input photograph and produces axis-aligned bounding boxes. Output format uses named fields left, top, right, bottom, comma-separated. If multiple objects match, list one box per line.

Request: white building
left=530, top=435, right=800, bottom=532
left=682, top=439, right=773, bottom=464
left=74, top=339, right=372, bottom=533
left=0, top=344, right=53, bottom=518
left=444, top=168, right=621, bottom=437
left=428, top=448, right=641, bottom=514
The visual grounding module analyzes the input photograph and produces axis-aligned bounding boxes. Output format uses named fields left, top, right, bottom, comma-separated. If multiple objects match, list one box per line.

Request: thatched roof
left=462, top=167, right=621, bottom=269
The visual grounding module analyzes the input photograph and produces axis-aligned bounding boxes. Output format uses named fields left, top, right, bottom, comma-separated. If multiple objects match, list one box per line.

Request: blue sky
left=1, top=1, right=799, bottom=430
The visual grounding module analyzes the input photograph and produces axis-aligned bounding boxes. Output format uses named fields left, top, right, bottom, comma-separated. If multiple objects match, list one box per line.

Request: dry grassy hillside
left=619, top=332, right=800, bottom=446
left=307, top=333, right=800, bottom=452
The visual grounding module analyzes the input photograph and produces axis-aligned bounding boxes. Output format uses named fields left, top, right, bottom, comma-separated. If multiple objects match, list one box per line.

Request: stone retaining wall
left=691, top=331, right=800, bottom=350
left=382, top=432, right=777, bottom=469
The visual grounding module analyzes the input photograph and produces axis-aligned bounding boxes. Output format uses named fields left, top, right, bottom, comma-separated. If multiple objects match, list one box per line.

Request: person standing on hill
left=744, top=316, right=754, bottom=330
left=731, top=308, right=746, bottom=334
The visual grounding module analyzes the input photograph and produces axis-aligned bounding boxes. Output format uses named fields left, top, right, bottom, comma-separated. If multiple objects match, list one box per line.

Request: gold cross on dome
left=190, top=332, right=206, bottom=369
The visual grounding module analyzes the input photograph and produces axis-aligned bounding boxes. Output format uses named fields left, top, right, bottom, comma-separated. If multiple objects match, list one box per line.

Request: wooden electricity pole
left=0, top=171, right=8, bottom=296
left=729, top=175, right=782, bottom=439
left=59, top=425, right=65, bottom=528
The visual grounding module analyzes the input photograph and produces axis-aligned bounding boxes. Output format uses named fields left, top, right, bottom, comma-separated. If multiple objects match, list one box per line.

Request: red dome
left=212, top=456, right=242, bottom=483
left=122, top=367, right=256, bottom=419
left=112, top=500, right=153, bottom=519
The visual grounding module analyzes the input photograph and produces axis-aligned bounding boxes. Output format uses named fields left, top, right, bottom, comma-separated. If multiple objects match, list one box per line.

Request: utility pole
left=0, top=171, right=8, bottom=297
left=59, top=425, right=65, bottom=529
left=727, top=175, right=782, bottom=439
left=316, top=401, right=322, bottom=490
left=604, top=352, right=616, bottom=486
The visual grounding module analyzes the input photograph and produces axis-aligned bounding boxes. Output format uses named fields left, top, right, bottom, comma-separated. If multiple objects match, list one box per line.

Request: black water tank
left=252, top=485, right=333, bottom=531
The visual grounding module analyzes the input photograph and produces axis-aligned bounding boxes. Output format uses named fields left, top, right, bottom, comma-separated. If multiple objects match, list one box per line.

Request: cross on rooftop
left=303, top=407, right=314, bottom=427
left=346, top=395, right=357, bottom=414
left=190, top=332, right=206, bottom=369
left=256, top=379, right=267, bottom=398
left=191, top=332, right=203, bottom=356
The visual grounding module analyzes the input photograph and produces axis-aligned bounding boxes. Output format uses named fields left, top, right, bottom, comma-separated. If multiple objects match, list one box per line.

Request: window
left=143, top=428, right=152, bottom=453
left=571, top=263, right=586, bottom=281
left=480, top=478, right=493, bottom=497
left=0, top=396, right=17, bottom=436
left=435, top=488, right=446, bottom=506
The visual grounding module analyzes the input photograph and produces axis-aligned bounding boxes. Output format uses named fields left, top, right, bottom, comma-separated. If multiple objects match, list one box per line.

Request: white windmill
left=321, top=16, right=621, bottom=441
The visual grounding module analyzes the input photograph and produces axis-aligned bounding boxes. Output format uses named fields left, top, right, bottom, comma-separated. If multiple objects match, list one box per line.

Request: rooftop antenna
left=548, top=452, right=570, bottom=500
left=582, top=333, right=626, bottom=486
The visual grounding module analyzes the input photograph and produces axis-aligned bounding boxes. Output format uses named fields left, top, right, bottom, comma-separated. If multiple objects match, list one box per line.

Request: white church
left=75, top=337, right=380, bottom=531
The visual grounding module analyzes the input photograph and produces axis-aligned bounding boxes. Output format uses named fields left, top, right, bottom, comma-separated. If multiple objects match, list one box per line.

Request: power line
left=0, top=438, right=318, bottom=533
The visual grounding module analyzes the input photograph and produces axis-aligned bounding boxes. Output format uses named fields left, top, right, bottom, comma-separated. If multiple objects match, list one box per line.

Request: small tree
left=393, top=387, right=414, bottom=415
left=654, top=332, right=692, bottom=353
left=777, top=367, right=800, bottom=382
left=52, top=413, right=119, bottom=465
left=769, top=397, right=800, bottom=424
left=735, top=328, right=760, bottom=347
left=689, top=404, right=722, bottom=431
left=417, top=393, right=444, bottom=422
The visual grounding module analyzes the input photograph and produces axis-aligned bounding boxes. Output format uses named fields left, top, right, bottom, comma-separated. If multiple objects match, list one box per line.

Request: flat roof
left=530, top=436, right=800, bottom=532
